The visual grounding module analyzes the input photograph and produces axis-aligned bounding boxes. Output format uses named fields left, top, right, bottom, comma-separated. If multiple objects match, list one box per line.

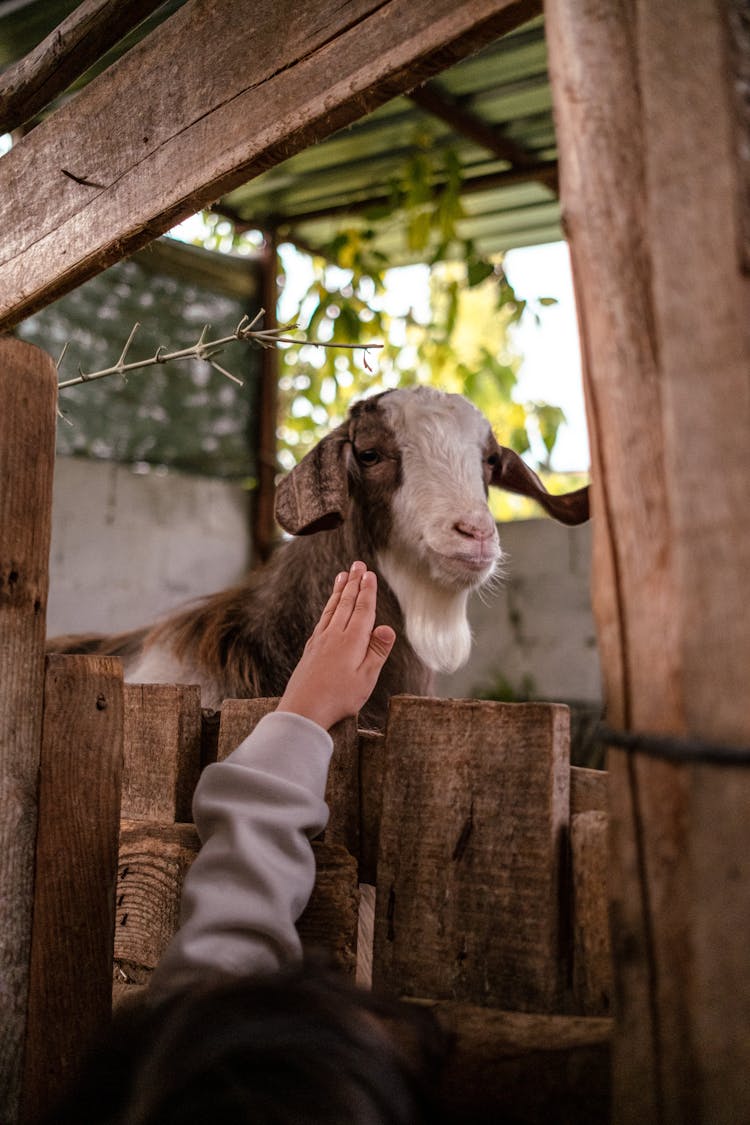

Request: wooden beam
left=230, top=160, right=559, bottom=233
left=0, top=339, right=57, bottom=1124
left=0, top=0, right=541, bottom=330
left=0, top=0, right=168, bottom=135
left=408, top=79, right=554, bottom=186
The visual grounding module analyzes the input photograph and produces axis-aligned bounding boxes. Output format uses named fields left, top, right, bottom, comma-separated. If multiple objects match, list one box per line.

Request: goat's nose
left=453, top=519, right=495, bottom=543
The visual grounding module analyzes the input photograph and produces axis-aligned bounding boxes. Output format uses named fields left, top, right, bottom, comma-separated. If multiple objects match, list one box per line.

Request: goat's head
left=275, top=386, right=589, bottom=674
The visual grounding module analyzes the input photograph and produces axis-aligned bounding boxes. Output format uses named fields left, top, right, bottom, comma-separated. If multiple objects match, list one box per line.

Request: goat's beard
left=377, top=547, right=482, bottom=674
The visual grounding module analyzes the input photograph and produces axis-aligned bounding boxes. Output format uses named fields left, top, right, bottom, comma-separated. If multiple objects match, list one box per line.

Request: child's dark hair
left=45, top=962, right=448, bottom=1125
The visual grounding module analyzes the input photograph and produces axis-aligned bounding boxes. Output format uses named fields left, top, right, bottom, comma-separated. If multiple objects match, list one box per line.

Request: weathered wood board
left=22, top=655, right=124, bottom=1125
left=0, top=339, right=57, bottom=1123
left=122, top=683, right=202, bottom=822
left=0, top=0, right=540, bottom=328
left=373, top=696, right=570, bottom=1012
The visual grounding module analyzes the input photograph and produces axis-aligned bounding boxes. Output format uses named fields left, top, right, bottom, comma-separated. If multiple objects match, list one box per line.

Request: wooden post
left=545, top=0, right=750, bottom=1119
left=373, top=696, right=570, bottom=1013
left=0, top=339, right=56, bottom=1123
left=22, top=655, right=124, bottom=1123
left=122, top=683, right=202, bottom=822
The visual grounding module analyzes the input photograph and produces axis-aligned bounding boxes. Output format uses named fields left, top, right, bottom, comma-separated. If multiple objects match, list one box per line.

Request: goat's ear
left=274, top=424, right=352, bottom=535
left=490, top=441, right=590, bottom=525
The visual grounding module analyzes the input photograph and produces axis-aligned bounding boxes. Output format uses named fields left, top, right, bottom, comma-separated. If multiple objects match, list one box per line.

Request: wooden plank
left=546, top=0, right=750, bottom=1120
left=359, top=728, right=385, bottom=884
left=115, top=822, right=358, bottom=981
left=570, top=765, right=608, bottom=816
left=115, top=820, right=200, bottom=982
left=0, top=0, right=167, bottom=134
left=22, top=655, right=124, bottom=1124
left=218, top=700, right=360, bottom=859
left=297, top=843, right=359, bottom=977
left=373, top=696, right=570, bottom=1012
left=0, top=339, right=57, bottom=1124
left=0, top=0, right=540, bottom=329
left=430, top=1000, right=611, bottom=1124
left=570, top=810, right=611, bottom=1017
left=122, top=683, right=202, bottom=822
left=216, top=697, right=276, bottom=762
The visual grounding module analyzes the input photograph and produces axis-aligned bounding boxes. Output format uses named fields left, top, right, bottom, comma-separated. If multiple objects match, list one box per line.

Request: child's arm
left=148, top=564, right=394, bottom=999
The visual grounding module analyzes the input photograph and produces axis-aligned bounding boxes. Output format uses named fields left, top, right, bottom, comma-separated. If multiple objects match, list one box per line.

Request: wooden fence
left=19, top=668, right=613, bottom=1124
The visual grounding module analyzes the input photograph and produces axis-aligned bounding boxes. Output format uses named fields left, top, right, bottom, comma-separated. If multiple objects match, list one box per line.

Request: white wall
left=47, top=457, right=251, bottom=636
left=47, top=461, right=600, bottom=707
left=437, top=519, right=601, bottom=705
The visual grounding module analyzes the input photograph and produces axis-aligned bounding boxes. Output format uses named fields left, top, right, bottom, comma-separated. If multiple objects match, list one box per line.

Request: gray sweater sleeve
left=148, top=710, right=333, bottom=999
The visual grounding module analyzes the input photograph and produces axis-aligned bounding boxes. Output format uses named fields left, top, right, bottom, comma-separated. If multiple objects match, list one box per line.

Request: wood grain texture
left=0, top=0, right=167, bottom=134
left=570, top=765, right=608, bottom=816
left=122, top=683, right=202, bottom=822
left=570, top=811, right=611, bottom=1017
left=0, top=339, right=57, bottom=1124
left=546, top=0, right=750, bottom=1119
left=431, top=1000, right=611, bottom=1125
left=22, top=655, right=124, bottom=1125
left=0, top=0, right=540, bottom=328
left=373, top=696, right=570, bottom=1012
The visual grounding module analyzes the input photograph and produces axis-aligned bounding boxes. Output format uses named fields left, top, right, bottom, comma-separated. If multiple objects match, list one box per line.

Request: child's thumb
left=363, top=625, right=396, bottom=672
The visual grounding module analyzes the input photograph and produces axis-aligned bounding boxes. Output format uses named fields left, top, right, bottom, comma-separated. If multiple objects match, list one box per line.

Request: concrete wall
left=47, top=457, right=251, bottom=637
left=47, top=460, right=601, bottom=709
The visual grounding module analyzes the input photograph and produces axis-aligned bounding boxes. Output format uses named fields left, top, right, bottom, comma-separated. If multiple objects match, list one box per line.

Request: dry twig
left=56, top=309, right=382, bottom=391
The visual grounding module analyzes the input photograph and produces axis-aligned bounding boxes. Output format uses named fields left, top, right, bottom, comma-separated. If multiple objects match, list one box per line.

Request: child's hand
left=276, top=562, right=396, bottom=730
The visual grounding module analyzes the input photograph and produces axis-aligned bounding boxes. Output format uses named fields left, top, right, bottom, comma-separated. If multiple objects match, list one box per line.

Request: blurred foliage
left=184, top=131, right=583, bottom=509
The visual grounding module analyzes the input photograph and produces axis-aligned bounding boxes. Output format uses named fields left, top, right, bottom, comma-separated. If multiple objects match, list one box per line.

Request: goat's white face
left=378, top=387, right=501, bottom=587
left=375, top=387, right=502, bottom=674
left=275, top=383, right=589, bottom=679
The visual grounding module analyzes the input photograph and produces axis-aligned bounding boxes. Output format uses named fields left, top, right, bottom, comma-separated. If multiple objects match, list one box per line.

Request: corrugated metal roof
left=0, top=5, right=559, bottom=262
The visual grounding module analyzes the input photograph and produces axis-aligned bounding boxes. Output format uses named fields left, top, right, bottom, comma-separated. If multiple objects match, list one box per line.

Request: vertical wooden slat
left=546, top=0, right=750, bottom=1119
left=22, top=655, right=124, bottom=1124
left=571, top=810, right=611, bottom=1017
left=373, top=696, right=570, bottom=1012
left=359, top=728, right=385, bottom=884
left=122, top=683, right=202, bottom=821
left=216, top=697, right=276, bottom=761
left=0, top=339, right=56, bottom=1123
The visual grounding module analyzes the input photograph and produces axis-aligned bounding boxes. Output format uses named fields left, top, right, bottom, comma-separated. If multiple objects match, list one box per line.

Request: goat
left=47, top=386, right=590, bottom=729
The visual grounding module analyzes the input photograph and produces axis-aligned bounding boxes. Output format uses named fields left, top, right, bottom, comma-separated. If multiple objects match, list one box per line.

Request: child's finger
left=350, top=568, right=378, bottom=632
left=359, top=624, right=396, bottom=679
left=330, top=561, right=366, bottom=629
left=315, top=571, right=348, bottom=633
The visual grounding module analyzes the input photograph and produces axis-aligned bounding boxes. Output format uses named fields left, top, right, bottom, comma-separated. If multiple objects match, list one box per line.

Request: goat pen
left=23, top=669, right=614, bottom=1124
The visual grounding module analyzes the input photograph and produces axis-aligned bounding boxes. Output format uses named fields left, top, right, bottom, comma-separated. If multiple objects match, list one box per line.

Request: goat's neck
left=376, top=548, right=471, bottom=675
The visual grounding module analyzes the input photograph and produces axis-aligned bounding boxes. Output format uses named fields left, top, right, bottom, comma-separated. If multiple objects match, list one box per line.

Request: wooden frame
left=1, top=0, right=749, bottom=1120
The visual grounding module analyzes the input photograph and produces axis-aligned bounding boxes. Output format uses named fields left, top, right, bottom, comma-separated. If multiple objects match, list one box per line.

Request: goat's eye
left=357, top=448, right=381, bottom=466
left=486, top=452, right=501, bottom=468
